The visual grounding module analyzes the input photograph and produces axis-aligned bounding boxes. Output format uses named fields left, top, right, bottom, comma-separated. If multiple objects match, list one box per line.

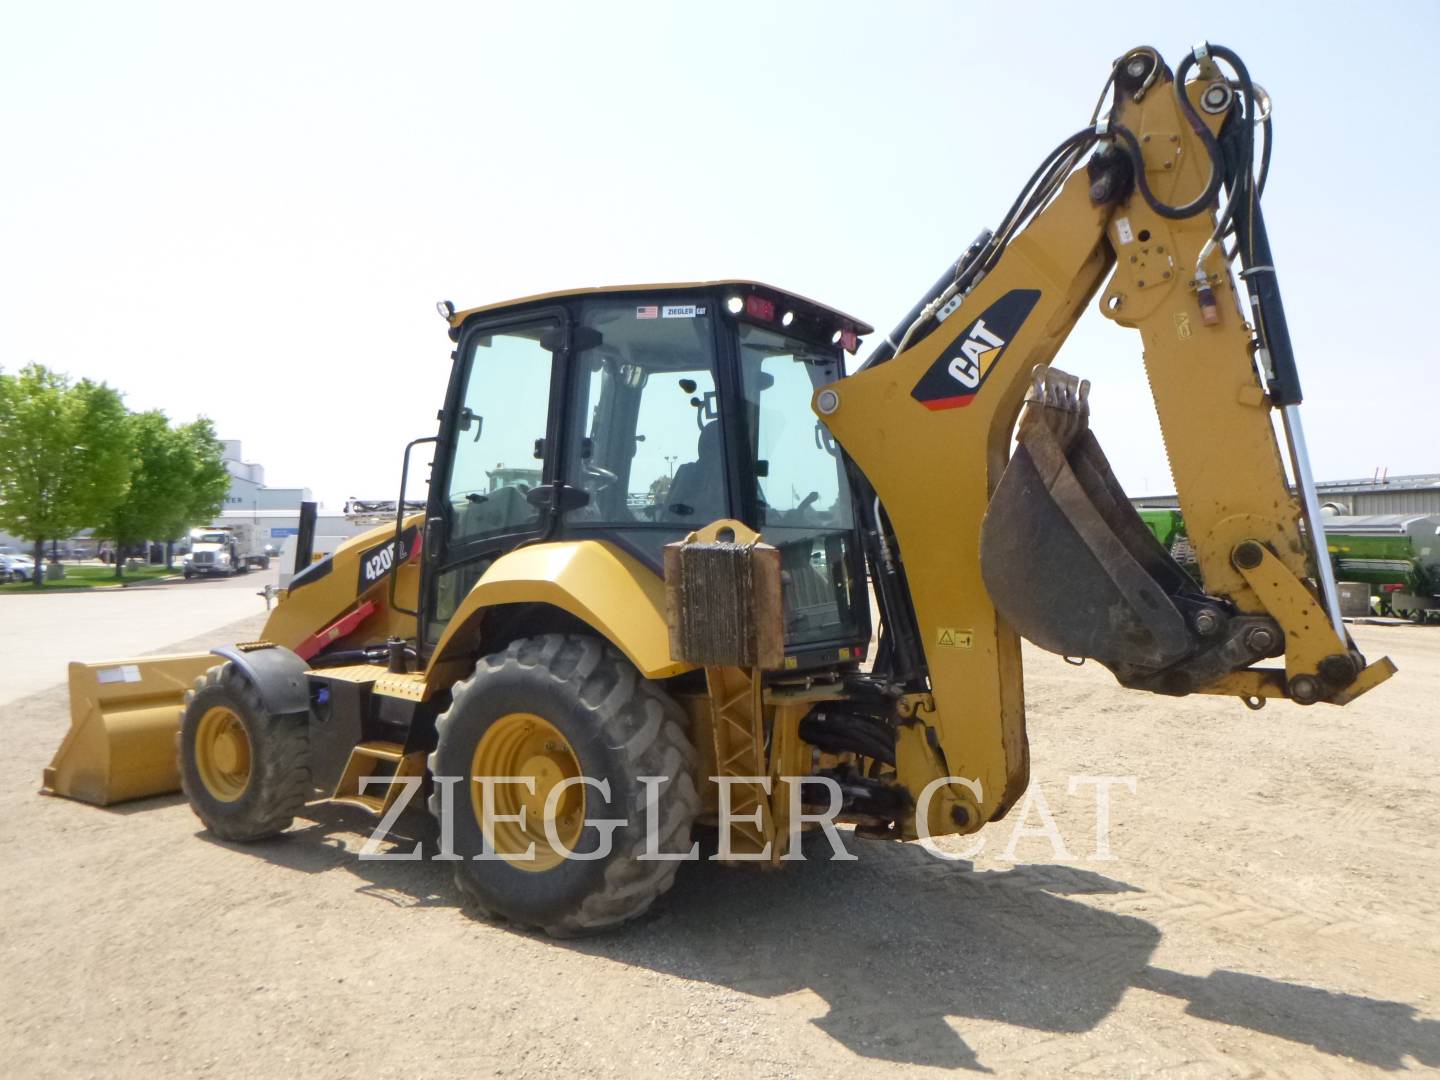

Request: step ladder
left=330, top=740, right=427, bottom=814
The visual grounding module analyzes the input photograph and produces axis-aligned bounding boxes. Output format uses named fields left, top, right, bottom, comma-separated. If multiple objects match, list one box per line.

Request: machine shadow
left=197, top=802, right=457, bottom=909
left=577, top=836, right=1158, bottom=1070
left=206, top=807, right=1440, bottom=1072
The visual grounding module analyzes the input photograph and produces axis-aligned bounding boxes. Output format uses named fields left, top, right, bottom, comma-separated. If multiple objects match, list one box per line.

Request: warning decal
left=935, top=627, right=974, bottom=649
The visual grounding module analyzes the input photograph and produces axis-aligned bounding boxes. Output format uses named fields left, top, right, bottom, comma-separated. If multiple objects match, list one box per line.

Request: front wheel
left=179, top=664, right=310, bottom=841
left=428, top=634, right=699, bottom=937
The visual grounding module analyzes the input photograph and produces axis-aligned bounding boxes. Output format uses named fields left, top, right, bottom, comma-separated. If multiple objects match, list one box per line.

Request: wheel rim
left=195, top=705, right=253, bottom=802
left=470, top=712, right=585, bottom=872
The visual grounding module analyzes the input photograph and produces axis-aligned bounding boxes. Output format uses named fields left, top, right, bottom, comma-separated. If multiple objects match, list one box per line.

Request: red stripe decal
left=920, top=394, right=977, bottom=411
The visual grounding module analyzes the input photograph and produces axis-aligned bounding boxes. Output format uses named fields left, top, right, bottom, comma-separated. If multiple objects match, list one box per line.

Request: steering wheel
left=582, top=462, right=619, bottom=490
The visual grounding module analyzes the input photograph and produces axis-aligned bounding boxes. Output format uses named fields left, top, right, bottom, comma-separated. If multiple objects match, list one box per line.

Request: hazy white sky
left=3, top=2, right=1435, bottom=508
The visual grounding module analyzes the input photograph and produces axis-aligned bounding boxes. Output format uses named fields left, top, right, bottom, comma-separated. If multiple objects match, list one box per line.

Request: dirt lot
left=3, top=618, right=1436, bottom=1078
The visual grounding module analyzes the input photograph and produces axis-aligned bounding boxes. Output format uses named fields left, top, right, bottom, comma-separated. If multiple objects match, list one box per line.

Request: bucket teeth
left=1028, top=364, right=1090, bottom=413
left=1022, top=365, right=1092, bottom=449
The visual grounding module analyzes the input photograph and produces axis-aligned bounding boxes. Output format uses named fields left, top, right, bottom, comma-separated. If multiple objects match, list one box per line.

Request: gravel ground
left=3, top=617, right=1436, bottom=1078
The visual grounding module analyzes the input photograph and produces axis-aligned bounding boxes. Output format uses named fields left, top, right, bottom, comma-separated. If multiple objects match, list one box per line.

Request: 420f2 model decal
left=356, top=525, right=420, bottom=592
left=910, top=289, right=1040, bottom=410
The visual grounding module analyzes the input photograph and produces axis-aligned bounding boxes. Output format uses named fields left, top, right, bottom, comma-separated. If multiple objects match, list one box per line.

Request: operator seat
left=661, top=421, right=725, bottom=523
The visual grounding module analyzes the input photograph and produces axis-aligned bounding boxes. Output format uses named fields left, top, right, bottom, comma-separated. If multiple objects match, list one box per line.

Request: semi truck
left=183, top=524, right=270, bottom=578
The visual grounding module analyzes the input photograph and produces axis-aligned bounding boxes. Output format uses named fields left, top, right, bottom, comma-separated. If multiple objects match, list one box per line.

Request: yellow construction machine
left=44, top=43, right=1394, bottom=935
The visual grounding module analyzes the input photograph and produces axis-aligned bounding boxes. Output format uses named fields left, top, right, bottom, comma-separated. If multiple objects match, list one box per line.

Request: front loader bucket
left=980, top=368, right=1249, bottom=691
left=42, top=653, right=218, bottom=806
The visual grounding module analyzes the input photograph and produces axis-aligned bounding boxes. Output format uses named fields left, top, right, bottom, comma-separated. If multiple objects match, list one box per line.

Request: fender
left=426, top=540, right=695, bottom=686
left=212, top=644, right=310, bottom=716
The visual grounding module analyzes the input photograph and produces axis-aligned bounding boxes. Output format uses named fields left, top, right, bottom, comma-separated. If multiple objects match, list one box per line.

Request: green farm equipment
left=1138, top=508, right=1199, bottom=578
left=1323, top=514, right=1440, bottom=622
left=1139, top=508, right=1438, bottom=622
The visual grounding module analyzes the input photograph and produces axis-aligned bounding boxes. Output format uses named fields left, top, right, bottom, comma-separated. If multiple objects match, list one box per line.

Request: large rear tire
left=428, top=634, right=699, bottom=937
left=179, top=664, right=310, bottom=841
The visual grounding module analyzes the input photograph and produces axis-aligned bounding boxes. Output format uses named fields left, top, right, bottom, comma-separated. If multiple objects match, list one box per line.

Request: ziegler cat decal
left=910, top=289, right=1041, bottom=410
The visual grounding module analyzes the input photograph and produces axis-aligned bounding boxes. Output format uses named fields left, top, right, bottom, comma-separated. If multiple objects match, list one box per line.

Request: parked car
left=1, top=553, right=38, bottom=582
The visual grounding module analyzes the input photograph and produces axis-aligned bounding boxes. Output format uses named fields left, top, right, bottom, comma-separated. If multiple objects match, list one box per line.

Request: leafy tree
left=98, top=411, right=183, bottom=577
left=98, top=414, right=233, bottom=574
left=162, top=418, right=231, bottom=567
left=0, top=364, right=131, bottom=585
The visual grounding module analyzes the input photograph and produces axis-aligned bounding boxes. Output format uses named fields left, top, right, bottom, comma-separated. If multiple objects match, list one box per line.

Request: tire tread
left=427, top=634, right=699, bottom=937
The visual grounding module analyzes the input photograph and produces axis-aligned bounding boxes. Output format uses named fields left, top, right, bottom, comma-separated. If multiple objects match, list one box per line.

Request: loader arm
left=819, top=44, right=1394, bottom=833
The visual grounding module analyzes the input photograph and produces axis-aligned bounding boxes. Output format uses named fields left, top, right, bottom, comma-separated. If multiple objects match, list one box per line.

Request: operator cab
left=425, top=282, right=874, bottom=669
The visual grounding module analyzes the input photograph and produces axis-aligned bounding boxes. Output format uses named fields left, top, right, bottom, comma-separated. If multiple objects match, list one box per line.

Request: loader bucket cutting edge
left=42, top=653, right=219, bottom=806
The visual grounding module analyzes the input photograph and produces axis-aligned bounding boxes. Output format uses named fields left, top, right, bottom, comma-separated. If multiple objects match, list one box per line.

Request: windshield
left=738, top=323, right=863, bottom=647
left=194, top=532, right=229, bottom=544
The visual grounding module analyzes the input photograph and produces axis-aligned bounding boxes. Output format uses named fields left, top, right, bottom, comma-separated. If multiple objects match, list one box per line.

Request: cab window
left=565, top=300, right=725, bottom=529
left=444, top=325, right=554, bottom=545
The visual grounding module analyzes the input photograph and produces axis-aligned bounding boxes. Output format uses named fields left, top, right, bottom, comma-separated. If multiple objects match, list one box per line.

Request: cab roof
left=447, top=280, right=873, bottom=336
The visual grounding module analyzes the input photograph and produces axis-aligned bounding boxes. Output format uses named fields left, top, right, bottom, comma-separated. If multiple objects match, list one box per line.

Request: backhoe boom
left=819, top=43, right=1394, bottom=834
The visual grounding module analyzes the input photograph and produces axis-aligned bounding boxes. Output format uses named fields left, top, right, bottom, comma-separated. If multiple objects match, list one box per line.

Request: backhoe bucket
left=42, top=653, right=218, bottom=806
left=981, top=368, right=1211, bottom=684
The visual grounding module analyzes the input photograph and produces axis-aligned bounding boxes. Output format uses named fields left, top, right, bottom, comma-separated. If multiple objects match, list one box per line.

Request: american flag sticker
left=636, top=305, right=659, bottom=319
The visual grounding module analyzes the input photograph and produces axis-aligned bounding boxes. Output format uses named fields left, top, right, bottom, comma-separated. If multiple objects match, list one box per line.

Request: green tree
left=0, top=364, right=131, bottom=585
left=97, top=414, right=233, bottom=575
left=97, top=411, right=183, bottom=577
left=163, top=418, right=231, bottom=567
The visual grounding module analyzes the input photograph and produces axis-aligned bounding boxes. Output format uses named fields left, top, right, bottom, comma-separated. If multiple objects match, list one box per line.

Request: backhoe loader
left=44, top=43, right=1394, bottom=936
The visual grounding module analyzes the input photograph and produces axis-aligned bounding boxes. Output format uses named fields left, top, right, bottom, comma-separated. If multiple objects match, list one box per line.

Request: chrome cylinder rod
left=1280, top=403, right=1346, bottom=641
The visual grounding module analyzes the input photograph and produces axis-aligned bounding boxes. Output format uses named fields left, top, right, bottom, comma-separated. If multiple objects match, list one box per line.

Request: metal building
left=1132, top=473, right=1440, bottom=516
left=1312, top=474, right=1440, bottom=516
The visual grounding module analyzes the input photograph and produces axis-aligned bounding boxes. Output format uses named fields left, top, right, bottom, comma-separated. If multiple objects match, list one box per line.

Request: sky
left=3, top=1, right=1436, bottom=509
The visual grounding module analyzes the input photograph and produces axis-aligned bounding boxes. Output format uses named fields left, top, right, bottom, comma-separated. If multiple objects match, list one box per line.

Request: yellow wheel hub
left=195, top=705, right=252, bottom=802
left=470, top=712, right=585, bottom=872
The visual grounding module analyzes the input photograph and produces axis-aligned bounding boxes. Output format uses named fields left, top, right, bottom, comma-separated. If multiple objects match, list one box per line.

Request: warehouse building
left=220, top=440, right=312, bottom=513
left=1311, top=473, right=1440, bottom=516
left=1132, top=472, right=1440, bottom=516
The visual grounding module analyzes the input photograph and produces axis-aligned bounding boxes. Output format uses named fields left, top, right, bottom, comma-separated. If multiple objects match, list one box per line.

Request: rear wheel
left=428, top=634, right=699, bottom=937
left=179, top=664, right=310, bottom=841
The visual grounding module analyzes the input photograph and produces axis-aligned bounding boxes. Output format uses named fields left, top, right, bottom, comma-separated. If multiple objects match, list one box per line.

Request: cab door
left=421, top=310, right=566, bottom=647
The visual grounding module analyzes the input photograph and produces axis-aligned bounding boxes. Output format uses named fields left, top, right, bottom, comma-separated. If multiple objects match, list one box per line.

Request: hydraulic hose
left=1109, top=47, right=1224, bottom=221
